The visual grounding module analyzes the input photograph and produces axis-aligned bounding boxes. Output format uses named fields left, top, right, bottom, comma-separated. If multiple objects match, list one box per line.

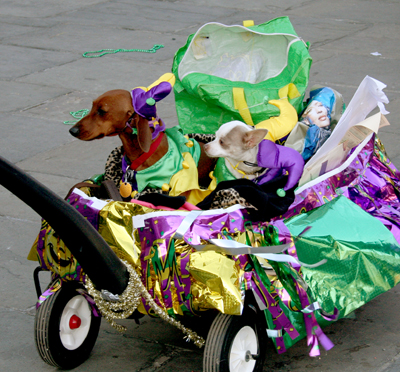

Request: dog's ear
left=136, top=115, right=152, bottom=152
left=243, top=129, right=268, bottom=149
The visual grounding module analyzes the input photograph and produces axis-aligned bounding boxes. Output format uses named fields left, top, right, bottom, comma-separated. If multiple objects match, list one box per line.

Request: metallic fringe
left=84, top=260, right=205, bottom=348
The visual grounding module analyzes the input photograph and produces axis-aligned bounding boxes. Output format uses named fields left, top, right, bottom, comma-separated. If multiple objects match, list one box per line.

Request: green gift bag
left=172, top=17, right=312, bottom=137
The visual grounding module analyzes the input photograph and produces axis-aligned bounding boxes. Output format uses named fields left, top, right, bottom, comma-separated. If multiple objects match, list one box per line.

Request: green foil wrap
left=285, top=195, right=400, bottom=317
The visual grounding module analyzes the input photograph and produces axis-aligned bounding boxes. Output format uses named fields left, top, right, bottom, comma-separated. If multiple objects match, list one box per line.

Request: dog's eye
left=97, top=108, right=107, bottom=117
left=219, top=139, right=224, bottom=145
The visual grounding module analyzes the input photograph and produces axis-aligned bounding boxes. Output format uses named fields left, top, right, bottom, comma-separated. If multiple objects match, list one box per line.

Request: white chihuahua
left=204, top=121, right=268, bottom=179
left=204, top=120, right=304, bottom=192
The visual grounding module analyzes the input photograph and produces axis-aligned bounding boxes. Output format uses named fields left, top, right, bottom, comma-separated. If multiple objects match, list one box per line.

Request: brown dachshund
left=69, top=88, right=215, bottom=187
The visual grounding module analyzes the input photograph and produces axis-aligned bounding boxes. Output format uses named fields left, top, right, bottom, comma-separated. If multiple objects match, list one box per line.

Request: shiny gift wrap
left=28, top=188, right=108, bottom=282
left=286, top=195, right=400, bottom=316
left=98, top=201, right=147, bottom=266
left=27, top=191, right=352, bottom=355
left=29, top=223, right=85, bottom=282
left=282, top=135, right=400, bottom=318
left=131, top=205, right=251, bottom=315
left=29, top=133, right=400, bottom=356
left=284, top=136, right=400, bottom=229
left=30, top=196, right=259, bottom=316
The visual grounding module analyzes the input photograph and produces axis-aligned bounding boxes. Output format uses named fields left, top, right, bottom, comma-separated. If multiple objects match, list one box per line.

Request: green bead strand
left=82, top=44, right=164, bottom=58
left=63, top=109, right=90, bottom=125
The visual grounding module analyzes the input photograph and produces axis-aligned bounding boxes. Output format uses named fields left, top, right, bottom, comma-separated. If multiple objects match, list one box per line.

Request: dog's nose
left=69, top=126, right=80, bottom=137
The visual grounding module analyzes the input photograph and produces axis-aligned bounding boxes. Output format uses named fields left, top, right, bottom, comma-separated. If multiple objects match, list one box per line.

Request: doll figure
left=300, top=87, right=336, bottom=161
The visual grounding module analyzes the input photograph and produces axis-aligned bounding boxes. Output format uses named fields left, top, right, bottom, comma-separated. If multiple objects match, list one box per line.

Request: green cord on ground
left=82, top=44, right=164, bottom=58
left=65, top=44, right=163, bottom=124
left=64, top=109, right=89, bottom=125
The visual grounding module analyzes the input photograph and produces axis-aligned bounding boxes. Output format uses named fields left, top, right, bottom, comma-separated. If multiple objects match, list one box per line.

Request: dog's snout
left=69, top=126, right=80, bottom=137
left=203, top=142, right=217, bottom=158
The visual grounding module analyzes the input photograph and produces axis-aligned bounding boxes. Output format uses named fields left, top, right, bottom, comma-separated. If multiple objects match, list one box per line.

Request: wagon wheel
left=34, top=281, right=101, bottom=369
left=203, top=299, right=267, bottom=372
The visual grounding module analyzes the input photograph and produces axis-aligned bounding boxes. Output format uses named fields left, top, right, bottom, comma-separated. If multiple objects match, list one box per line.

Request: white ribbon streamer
left=174, top=210, right=203, bottom=239
left=267, top=329, right=283, bottom=338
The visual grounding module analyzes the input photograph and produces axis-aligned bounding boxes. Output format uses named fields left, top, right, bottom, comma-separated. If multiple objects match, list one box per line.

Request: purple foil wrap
left=283, top=138, right=374, bottom=219
left=247, top=270, right=300, bottom=354
left=137, top=207, right=250, bottom=246
left=34, top=134, right=400, bottom=356
left=137, top=207, right=251, bottom=315
left=34, top=189, right=106, bottom=282
left=284, top=136, right=400, bottom=246
left=268, top=219, right=338, bottom=355
left=297, top=283, right=334, bottom=357
left=66, top=189, right=103, bottom=230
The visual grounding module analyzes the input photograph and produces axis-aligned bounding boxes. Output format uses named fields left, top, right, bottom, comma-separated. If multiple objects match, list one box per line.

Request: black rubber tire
left=34, top=281, right=101, bottom=369
left=203, top=300, right=267, bottom=372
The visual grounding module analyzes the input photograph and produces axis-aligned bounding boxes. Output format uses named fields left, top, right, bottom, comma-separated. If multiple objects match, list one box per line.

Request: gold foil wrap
left=98, top=202, right=149, bottom=267
left=32, top=196, right=244, bottom=317
left=189, top=250, right=242, bottom=315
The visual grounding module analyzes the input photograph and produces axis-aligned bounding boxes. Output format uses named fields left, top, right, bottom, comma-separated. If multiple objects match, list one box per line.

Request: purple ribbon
left=246, top=271, right=300, bottom=354
left=76, top=288, right=101, bottom=317
left=36, top=279, right=62, bottom=309
left=297, top=283, right=334, bottom=356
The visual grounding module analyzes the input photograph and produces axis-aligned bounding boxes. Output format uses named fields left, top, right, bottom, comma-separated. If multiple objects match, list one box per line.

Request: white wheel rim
left=60, top=295, right=92, bottom=350
left=229, top=325, right=258, bottom=372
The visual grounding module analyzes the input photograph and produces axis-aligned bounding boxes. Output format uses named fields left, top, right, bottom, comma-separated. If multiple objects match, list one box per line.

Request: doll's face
left=303, top=101, right=330, bottom=128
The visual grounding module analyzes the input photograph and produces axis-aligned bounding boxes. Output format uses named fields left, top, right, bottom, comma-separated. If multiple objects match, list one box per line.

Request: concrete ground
left=1, top=0, right=400, bottom=371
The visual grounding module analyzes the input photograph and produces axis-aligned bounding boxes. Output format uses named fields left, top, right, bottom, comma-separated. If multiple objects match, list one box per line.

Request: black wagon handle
left=0, top=155, right=129, bottom=295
